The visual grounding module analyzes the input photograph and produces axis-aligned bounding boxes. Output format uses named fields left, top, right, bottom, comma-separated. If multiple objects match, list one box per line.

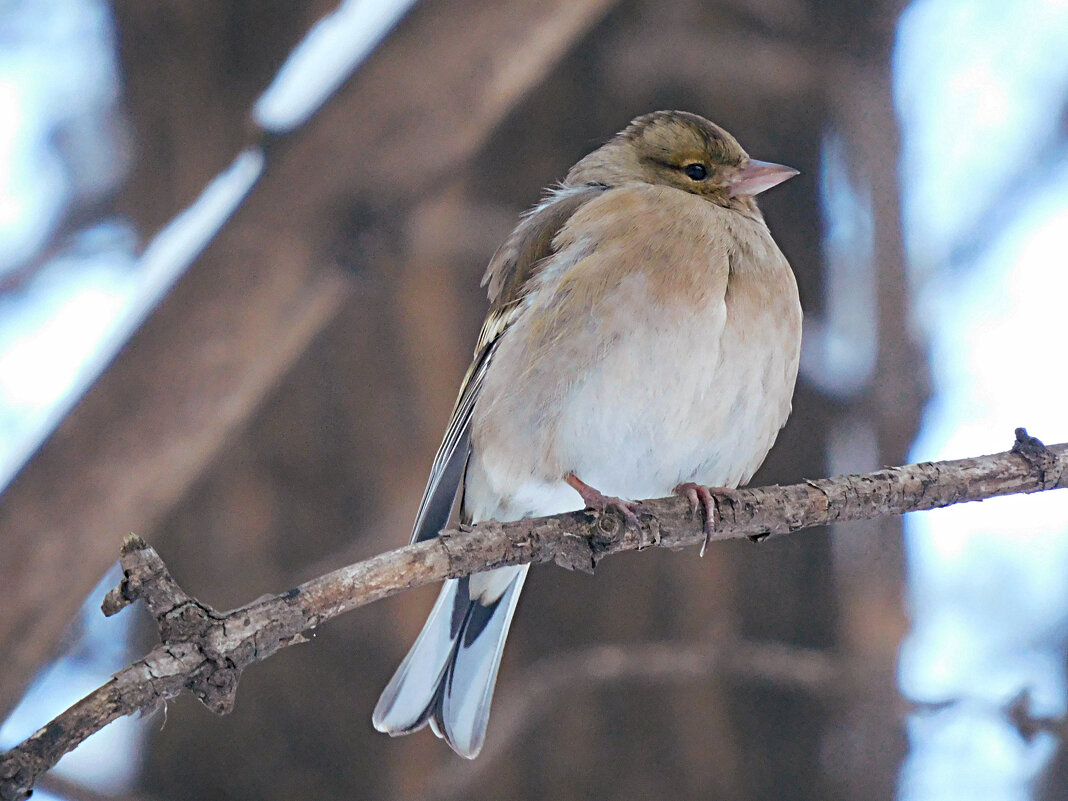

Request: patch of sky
left=0, top=0, right=123, bottom=277
left=0, top=222, right=138, bottom=475
left=902, top=181, right=1068, bottom=712
left=0, top=566, right=146, bottom=794
left=801, top=129, right=877, bottom=399
left=894, top=0, right=1068, bottom=276
left=895, top=0, right=1068, bottom=797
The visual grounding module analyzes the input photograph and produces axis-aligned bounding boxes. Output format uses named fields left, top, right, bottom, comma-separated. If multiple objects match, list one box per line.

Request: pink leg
left=565, top=473, right=643, bottom=527
left=673, top=483, right=742, bottom=557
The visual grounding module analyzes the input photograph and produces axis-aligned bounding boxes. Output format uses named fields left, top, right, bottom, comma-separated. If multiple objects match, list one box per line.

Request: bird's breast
left=465, top=185, right=801, bottom=523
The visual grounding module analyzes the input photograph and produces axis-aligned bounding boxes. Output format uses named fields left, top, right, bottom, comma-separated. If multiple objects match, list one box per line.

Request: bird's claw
left=565, top=473, right=643, bottom=528
left=603, top=497, right=643, bottom=528
left=673, top=482, right=741, bottom=556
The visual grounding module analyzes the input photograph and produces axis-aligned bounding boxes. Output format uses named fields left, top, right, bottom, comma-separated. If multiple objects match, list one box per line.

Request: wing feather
left=408, top=183, right=608, bottom=545
left=409, top=309, right=515, bottom=543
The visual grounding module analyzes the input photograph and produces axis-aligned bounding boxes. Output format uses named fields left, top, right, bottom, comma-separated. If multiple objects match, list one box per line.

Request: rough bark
left=1, top=431, right=1064, bottom=801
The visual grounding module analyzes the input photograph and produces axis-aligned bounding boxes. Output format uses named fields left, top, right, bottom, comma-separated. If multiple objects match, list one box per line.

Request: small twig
left=1011, top=427, right=1059, bottom=490
left=1, top=432, right=1066, bottom=800
left=908, top=687, right=1068, bottom=743
left=1007, top=689, right=1068, bottom=742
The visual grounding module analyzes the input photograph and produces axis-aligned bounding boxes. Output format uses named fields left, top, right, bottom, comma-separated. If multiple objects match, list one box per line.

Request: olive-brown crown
left=565, top=110, right=754, bottom=208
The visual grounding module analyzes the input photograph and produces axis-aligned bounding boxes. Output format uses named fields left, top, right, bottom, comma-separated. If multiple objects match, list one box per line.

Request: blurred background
left=1, top=0, right=1067, bottom=799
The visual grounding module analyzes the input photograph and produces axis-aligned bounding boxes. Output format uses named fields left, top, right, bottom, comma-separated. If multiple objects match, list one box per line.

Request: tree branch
left=2, top=429, right=1065, bottom=800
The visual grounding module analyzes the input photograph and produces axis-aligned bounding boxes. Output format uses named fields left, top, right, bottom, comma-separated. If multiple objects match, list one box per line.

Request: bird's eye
left=683, top=163, right=709, bottom=181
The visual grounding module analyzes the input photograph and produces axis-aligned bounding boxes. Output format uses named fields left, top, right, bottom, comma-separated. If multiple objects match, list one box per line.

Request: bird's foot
left=565, top=473, right=643, bottom=527
left=673, top=483, right=742, bottom=557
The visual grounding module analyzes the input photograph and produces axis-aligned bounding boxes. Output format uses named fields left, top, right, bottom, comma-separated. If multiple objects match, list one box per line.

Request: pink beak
left=727, top=159, right=799, bottom=198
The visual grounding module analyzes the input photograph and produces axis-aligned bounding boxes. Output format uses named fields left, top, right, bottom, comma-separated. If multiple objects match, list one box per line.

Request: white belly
left=465, top=267, right=800, bottom=524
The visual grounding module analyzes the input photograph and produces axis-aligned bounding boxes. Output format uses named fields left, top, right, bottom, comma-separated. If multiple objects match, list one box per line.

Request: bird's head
left=565, top=110, right=798, bottom=214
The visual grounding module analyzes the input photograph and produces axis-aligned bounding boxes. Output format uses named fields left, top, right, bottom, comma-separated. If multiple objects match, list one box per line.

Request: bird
left=372, top=110, right=802, bottom=758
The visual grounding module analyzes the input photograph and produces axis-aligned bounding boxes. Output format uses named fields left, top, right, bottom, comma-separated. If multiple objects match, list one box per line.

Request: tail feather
left=436, top=565, right=528, bottom=758
left=372, top=578, right=463, bottom=734
left=373, top=565, right=529, bottom=759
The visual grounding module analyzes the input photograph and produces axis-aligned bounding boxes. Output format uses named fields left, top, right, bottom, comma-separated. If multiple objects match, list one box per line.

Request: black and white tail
left=372, top=564, right=528, bottom=759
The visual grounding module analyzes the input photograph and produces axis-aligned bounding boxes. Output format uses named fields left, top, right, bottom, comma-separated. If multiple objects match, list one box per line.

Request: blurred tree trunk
left=0, top=0, right=332, bottom=721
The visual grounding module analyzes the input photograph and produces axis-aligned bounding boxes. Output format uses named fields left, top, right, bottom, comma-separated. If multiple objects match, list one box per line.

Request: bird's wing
left=408, top=184, right=608, bottom=545
left=481, top=184, right=608, bottom=307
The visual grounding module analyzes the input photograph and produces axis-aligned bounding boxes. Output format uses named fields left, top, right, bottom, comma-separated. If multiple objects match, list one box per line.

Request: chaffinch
left=373, top=110, right=802, bottom=758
